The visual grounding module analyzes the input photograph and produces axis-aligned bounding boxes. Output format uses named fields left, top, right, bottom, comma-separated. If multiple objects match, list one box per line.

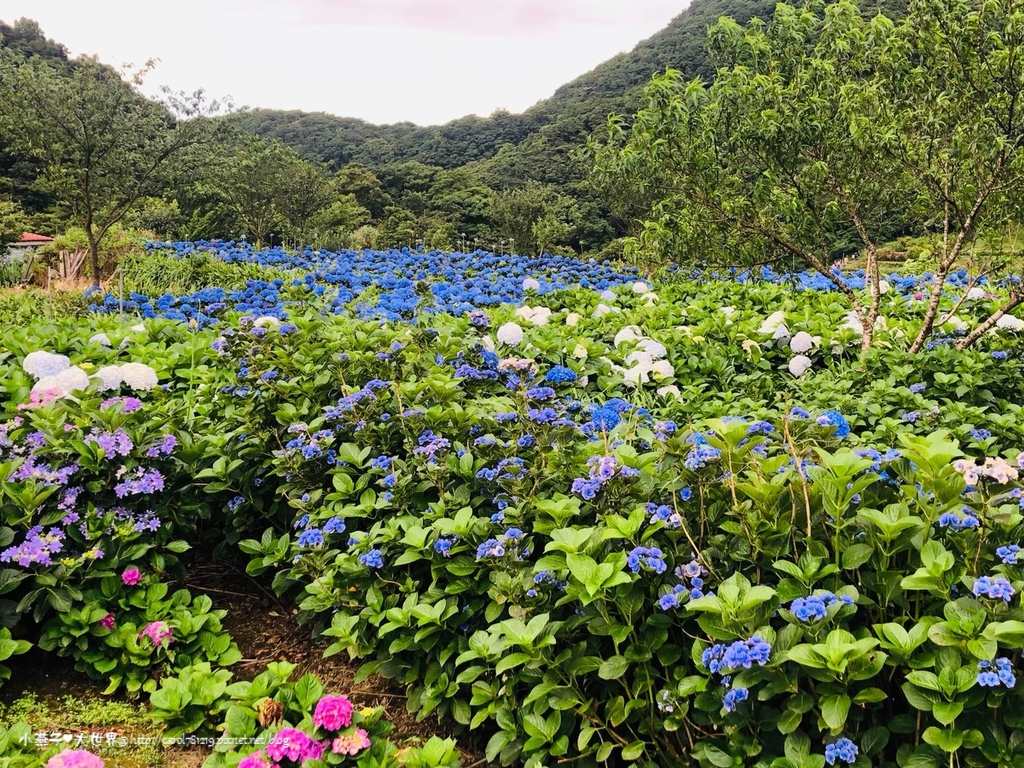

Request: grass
left=0, top=691, right=205, bottom=768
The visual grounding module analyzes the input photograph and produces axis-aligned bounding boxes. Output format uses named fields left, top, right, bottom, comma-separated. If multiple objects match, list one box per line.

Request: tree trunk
left=956, top=292, right=1024, bottom=349
left=86, top=225, right=102, bottom=289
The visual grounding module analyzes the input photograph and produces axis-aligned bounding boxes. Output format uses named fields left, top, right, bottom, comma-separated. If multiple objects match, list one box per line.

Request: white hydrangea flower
left=790, top=332, right=817, bottom=353
left=572, top=344, right=588, bottom=359
left=480, top=335, right=495, bottom=352
left=614, top=326, right=643, bottom=346
left=965, top=287, right=987, bottom=301
left=788, top=355, right=813, bottom=378
left=632, top=281, right=649, bottom=294
left=996, top=314, right=1024, bottom=331
left=578, top=375, right=589, bottom=387
left=131, top=323, right=147, bottom=333
left=650, top=360, right=675, bottom=380
left=93, top=365, right=124, bottom=391
left=642, top=292, right=659, bottom=305
left=593, top=304, right=613, bottom=318
left=742, top=339, right=760, bottom=354
left=625, top=350, right=654, bottom=368
left=677, top=325, right=692, bottom=337
left=636, top=339, right=667, bottom=359
left=496, top=322, right=525, bottom=346
left=23, top=351, right=71, bottom=379
left=943, top=315, right=968, bottom=331
left=522, top=277, right=540, bottom=292
left=565, top=312, right=582, bottom=327
left=533, top=307, right=552, bottom=326
left=90, top=333, right=112, bottom=347
left=840, top=312, right=865, bottom=335
left=772, top=323, right=791, bottom=340
left=599, top=290, right=617, bottom=302
left=721, top=306, right=736, bottom=317
left=657, top=385, right=681, bottom=399
left=623, top=366, right=650, bottom=387
left=878, top=279, right=891, bottom=295
left=253, top=316, right=281, bottom=328
left=119, top=362, right=159, bottom=390
left=34, top=365, right=90, bottom=397
left=758, top=311, right=787, bottom=335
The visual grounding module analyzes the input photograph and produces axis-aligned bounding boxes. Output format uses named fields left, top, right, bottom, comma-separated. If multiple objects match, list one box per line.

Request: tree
left=0, top=198, right=28, bottom=252
left=592, top=0, right=1024, bottom=352
left=0, top=54, right=224, bottom=286
left=208, top=137, right=304, bottom=246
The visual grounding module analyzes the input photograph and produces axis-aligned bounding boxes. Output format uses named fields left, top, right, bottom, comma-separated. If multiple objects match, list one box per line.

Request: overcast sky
left=0, top=0, right=687, bottom=125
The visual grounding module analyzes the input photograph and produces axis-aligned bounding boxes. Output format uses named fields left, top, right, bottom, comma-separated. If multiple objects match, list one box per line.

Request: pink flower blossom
left=18, top=388, right=62, bottom=411
left=46, top=750, right=104, bottom=768
left=331, top=728, right=371, bottom=756
left=99, top=613, right=115, bottom=630
left=139, top=621, right=173, bottom=647
left=313, top=694, right=354, bottom=731
left=237, top=752, right=275, bottom=768
left=266, top=728, right=324, bottom=763
left=121, top=567, right=142, bottom=586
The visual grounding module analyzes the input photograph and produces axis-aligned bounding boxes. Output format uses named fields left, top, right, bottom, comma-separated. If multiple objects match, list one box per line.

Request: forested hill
left=226, top=0, right=779, bottom=171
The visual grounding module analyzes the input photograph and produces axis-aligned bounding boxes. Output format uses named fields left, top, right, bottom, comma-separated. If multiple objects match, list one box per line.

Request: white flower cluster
left=612, top=326, right=674, bottom=387
left=496, top=322, right=525, bottom=346
left=515, top=306, right=553, bottom=326
left=997, top=314, right=1024, bottom=331
left=22, top=350, right=158, bottom=398
left=522, top=277, right=540, bottom=292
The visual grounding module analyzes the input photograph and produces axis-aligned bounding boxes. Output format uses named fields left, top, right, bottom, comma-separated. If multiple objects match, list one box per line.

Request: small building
left=8, top=232, right=53, bottom=256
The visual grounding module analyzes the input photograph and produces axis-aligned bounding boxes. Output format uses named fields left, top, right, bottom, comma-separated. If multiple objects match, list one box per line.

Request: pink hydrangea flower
left=236, top=752, right=275, bottom=768
left=121, top=567, right=142, bottom=586
left=46, top=750, right=104, bottom=768
left=313, top=694, right=354, bottom=731
left=266, top=728, right=321, bottom=763
left=139, top=621, right=173, bottom=647
left=98, top=613, right=115, bottom=630
left=18, top=388, right=62, bottom=411
left=331, top=728, right=371, bottom=756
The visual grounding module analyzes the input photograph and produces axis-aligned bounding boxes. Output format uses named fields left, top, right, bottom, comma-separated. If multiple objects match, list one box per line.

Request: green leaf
left=598, top=656, right=629, bottom=680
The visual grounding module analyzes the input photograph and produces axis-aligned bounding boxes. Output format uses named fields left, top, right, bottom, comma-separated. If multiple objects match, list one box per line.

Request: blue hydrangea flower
left=825, top=738, right=858, bottom=766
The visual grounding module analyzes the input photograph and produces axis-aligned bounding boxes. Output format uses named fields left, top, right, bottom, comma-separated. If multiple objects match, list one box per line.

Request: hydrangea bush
left=4, top=245, right=1024, bottom=766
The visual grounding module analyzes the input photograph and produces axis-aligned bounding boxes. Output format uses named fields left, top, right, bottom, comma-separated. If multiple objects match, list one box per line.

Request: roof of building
left=13, top=232, right=53, bottom=246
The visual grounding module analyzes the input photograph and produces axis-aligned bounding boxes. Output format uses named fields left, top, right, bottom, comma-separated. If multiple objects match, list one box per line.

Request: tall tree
left=0, top=53, right=223, bottom=285
left=592, top=0, right=1024, bottom=352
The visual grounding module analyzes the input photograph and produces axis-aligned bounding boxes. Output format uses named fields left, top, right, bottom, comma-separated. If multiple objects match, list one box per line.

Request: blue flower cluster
left=815, top=410, right=851, bottom=438
left=824, top=738, right=859, bottom=766
left=938, top=510, right=980, bottom=532
left=788, top=592, right=854, bottom=622
left=626, top=546, right=667, bottom=574
left=702, top=637, right=772, bottom=673
left=685, top=433, right=722, bottom=470
left=977, top=658, right=1016, bottom=688
left=998, top=544, right=1022, bottom=564
left=571, top=454, right=638, bottom=500
left=974, top=575, right=1016, bottom=602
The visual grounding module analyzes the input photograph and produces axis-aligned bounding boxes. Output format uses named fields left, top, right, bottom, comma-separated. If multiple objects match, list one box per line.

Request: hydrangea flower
left=139, top=621, right=173, bottom=647
left=789, top=355, right=813, bottom=377
left=45, top=750, right=104, bottom=768
left=626, top=546, right=667, bottom=574
left=119, top=363, right=159, bottom=390
left=974, top=575, right=1015, bottom=602
left=313, top=694, right=354, bottom=730
left=332, top=728, right=372, bottom=756
left=825, top=738, right=859, bottom=765
left=496, top=322, right=524, bottom=346
left=121, top=567, right=142, bottom=586
left=23, top=351, right=71, bottom=379
left=359, top=549, right=384, bottom=569
left=545, top=365, right=578, bottom=384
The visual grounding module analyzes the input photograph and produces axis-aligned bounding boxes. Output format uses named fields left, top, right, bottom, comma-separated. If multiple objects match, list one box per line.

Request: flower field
left=3, top=243, right=1024, bottom=768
